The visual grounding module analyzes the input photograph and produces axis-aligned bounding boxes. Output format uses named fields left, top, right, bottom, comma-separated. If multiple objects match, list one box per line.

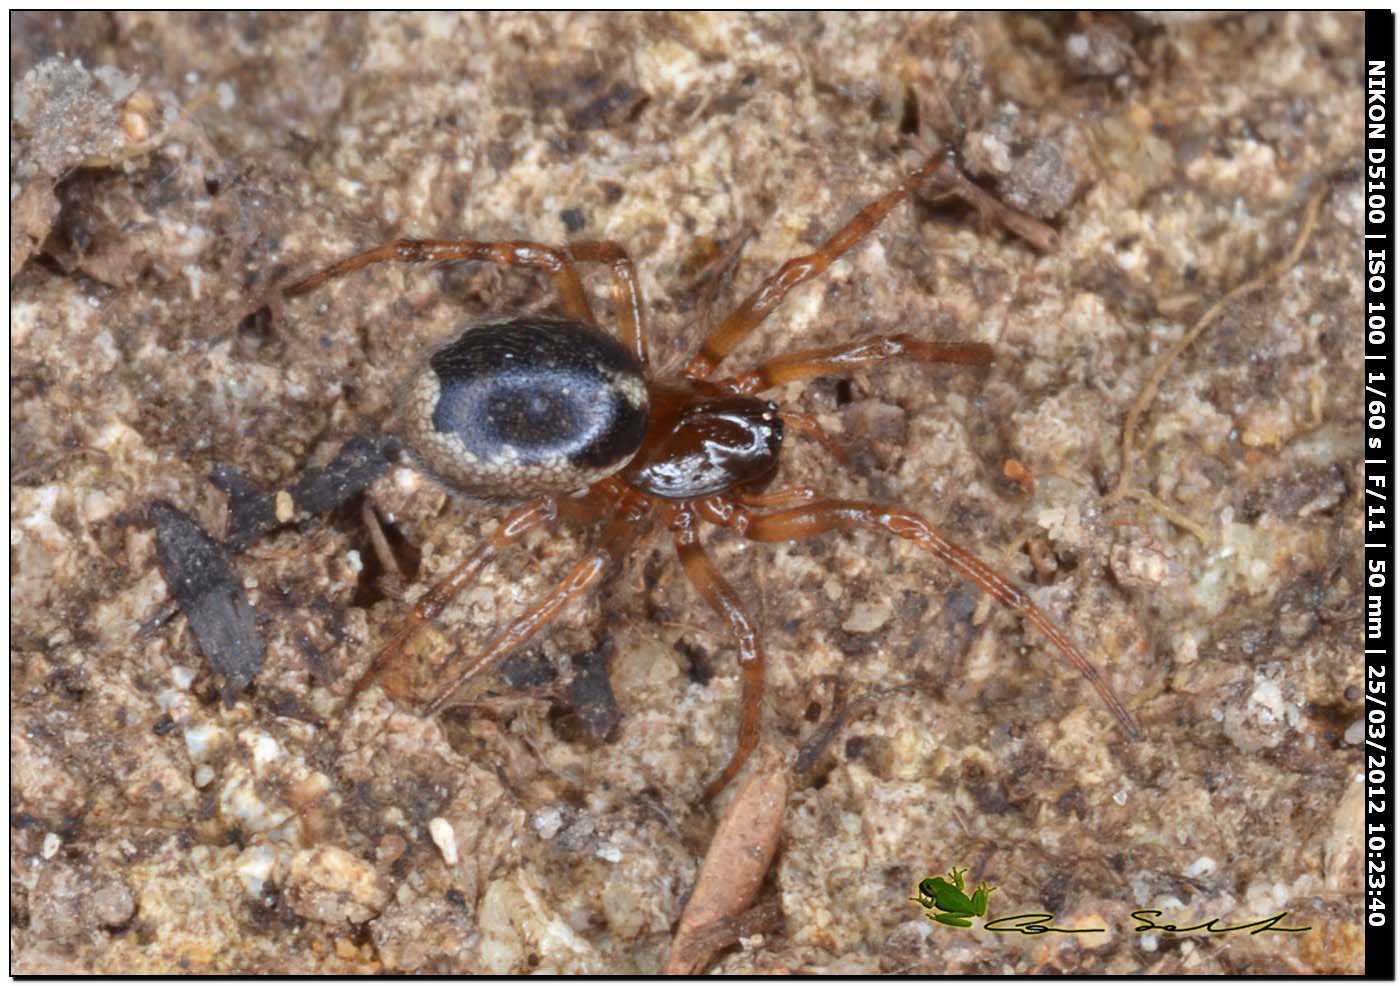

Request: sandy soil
left=11, top=12, right=1364, bottom=973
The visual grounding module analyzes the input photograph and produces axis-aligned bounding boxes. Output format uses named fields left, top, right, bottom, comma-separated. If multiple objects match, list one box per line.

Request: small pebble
left=287, top=846, right=388, bottom=924
left=41, top=832, right=61, bottom=859
left=1184, top=856, right=1217, bottom=879
left=429, top=817, right=458, bottom=866
left=236, top=844, right=278, bottom=896
left=119, top=90, right=155, bottom=143
left=91, top=880, right=137, bottom=927
left=533, top=806, right=565, bottom=840
left=842, top=601, right=892, bottom=634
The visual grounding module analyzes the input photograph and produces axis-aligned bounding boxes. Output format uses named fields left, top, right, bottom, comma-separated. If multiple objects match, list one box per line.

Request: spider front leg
left=717, top=334, right=994, bottom=395
left=283, top=238, right=598, bottom=324
left=664, top=502, right=766, bottom=799
left=684, top=154, right=947, bottom=379
left=696, top=498, right=1142, bottom=741
left=566, top=240, right=650, bottom=366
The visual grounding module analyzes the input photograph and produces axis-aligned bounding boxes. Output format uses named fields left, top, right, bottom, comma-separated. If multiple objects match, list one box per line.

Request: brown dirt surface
left=11, top=11, right=1364, bottom=974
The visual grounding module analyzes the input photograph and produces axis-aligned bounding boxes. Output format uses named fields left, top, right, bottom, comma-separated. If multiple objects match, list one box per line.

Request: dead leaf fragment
left=666, top=745, right=788, bottom=974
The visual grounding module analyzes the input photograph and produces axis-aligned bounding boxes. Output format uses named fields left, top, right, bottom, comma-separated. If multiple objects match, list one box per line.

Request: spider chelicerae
left=283, top=151, right=1141, bottom=798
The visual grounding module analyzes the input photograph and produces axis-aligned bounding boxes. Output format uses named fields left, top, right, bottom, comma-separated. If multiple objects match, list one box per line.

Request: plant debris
left=666, top=746, right=789, bottom=974
left=213, top=435, right=400, bottom=552
left=150, top=500, right=264, bottom=706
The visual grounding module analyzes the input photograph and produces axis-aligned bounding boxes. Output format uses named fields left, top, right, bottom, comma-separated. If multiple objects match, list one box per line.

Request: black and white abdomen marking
left=398, top=316, right=649, bottom=498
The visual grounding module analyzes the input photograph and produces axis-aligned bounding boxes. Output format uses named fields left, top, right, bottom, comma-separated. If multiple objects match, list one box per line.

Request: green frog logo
left=912, top=867, right=996, bottom=928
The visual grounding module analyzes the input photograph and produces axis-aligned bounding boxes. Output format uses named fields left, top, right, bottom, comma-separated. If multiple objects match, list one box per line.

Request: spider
left=283, top=152, right=1141, bottom=798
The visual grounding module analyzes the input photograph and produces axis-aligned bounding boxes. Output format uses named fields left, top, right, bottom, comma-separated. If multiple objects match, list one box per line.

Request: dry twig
left=907, top=134, right=1061, bottom=252
left=1105, top=186, right=1330, bottom=515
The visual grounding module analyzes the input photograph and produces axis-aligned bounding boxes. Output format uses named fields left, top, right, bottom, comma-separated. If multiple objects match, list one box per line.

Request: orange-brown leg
left=696, top=498, right=1143, bottom=740
left=283, top=238, right=597, bottom=325
left=684, top=155, right=946, bottom=379
left=567, top=240, right=650, bottom=366
left=735, top=486, right=818, bottom=509
left=357, top=479, right=628, bottom=699
left=420, top=548, right=612, bottom=717
left=421, top=490, right=650, bottom=717
left=718, top=334, right=994, bottom=396
left=351, top=497, right=559, bottom=698
left=664, top=502, right=766, bottom=799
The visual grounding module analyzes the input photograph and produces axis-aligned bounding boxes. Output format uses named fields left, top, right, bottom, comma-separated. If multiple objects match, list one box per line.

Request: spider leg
left=717, top=334, right=994, bottom=396
left=418, top=550, right=612, bottom=717
left=360, top=499, right=404, bottom=584
left=352, top=497, right=560, bottom=699
left=361, top=480, right=632, bottom=701
left=734, top=486, right=819, bottom=509
left=696, top=498, right=1143, bottom=741
left=664, top=501, right=766, bottom=799
left=420, top=490, right=649, bottom=718
left=566, top=240, right=650, bottom=366
left=283, top=238, right=596, bottom=325
left=684, top=155, right=946, bottom=379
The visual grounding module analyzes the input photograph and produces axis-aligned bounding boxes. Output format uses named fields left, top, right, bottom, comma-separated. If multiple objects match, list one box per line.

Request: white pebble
left=246, top=730, right=283, bottom=765
left=842, top=601, right=891, bottom=634
left=220, top=770, right=292, bottom=834
left=1184, top=856, right=1217, bottom=879
left=183, top=722, right=217, bottom=762
left=532, top=806, right=564, bottom=840
left=194, top=764, right=215, bottom=788
left=275, top=490, right=295, bottom=523
left=236, top=844, right=278, bottom=897
left=41, top=833, right=61, bottom=859
left=429, top=817, right=458, bottom=866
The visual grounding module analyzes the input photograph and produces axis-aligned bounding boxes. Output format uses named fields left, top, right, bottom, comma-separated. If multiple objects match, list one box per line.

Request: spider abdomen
left=399, top=315, right=649, bottom=498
